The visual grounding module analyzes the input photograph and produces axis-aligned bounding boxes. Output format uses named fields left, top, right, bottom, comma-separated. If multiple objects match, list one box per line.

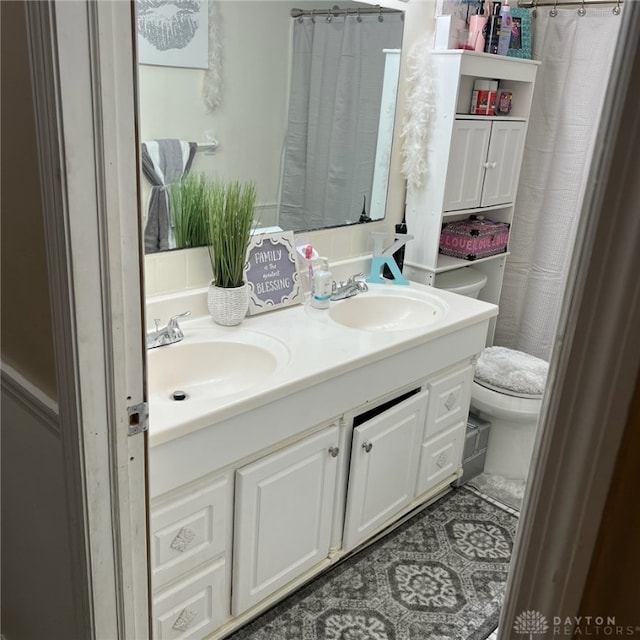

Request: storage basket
left=440, top=216, right=510, bottom=261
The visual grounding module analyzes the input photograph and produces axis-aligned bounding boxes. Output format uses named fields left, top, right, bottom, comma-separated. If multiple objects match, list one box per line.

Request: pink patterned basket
left=439, top=217, right=510, bottom=261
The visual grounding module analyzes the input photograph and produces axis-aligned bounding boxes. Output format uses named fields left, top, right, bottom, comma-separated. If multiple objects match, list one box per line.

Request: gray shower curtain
left=278, top=13, right=403, bottom=231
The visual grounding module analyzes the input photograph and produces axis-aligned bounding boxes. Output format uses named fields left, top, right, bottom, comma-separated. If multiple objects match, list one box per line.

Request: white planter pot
left=207, top=282, right=249, bottom=326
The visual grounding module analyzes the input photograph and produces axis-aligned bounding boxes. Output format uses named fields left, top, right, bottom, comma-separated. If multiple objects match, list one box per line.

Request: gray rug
left=228, top=487, right=518, bottom=640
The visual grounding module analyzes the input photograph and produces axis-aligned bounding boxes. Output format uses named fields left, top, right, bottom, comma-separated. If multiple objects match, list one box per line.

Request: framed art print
left=136, top=0, right=209, bottom=69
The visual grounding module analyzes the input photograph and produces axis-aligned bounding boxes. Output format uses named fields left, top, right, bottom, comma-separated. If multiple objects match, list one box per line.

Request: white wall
left=139, top=0, right=299, bottom=208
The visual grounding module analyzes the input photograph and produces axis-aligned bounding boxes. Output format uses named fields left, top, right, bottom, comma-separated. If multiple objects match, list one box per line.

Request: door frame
left=25, top=1, right=149, bottom=638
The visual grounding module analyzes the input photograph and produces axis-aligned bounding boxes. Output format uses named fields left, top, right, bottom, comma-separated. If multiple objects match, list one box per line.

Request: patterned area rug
left=228, top=487, right=518, bottom=640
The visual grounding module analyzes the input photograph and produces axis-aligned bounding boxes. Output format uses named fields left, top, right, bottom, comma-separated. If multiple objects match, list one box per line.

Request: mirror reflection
left=137, top=0, right=404, bottom=252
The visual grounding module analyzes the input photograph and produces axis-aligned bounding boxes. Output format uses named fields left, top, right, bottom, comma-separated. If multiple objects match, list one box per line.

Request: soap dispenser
left=310, top=257, right=332, bottom=309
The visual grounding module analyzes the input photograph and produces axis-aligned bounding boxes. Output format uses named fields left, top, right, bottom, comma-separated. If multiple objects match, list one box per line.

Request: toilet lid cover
left=474, top=346, right=548, bottom=396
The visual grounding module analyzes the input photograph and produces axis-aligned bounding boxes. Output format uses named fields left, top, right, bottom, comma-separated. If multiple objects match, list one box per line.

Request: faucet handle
left=167, top=311, right=191, bottom=329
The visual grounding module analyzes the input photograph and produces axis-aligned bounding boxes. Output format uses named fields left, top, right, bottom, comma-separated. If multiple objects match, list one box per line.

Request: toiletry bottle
left=484, top=1, right=502, bottom=55
left=468, top=1, right=488, bottom=52
left=496, top=0, right=512, bottom=56
left=311, top=257, right=332, bottom=310
left=383, top=210, right=408, bottom=279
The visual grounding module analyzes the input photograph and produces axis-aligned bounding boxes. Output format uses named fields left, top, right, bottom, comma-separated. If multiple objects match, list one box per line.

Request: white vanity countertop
left=146, top=281, right=497, bottom=447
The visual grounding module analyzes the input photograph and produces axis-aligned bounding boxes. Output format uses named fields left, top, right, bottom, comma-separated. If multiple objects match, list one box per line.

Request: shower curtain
left=494, top=8, right=622, bottom=360
left=278, top=13, right=403, bottom=231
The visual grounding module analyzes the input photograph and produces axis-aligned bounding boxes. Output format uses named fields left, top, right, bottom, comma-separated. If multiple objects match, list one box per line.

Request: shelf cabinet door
left=342, top=390, right=428, bottom=551
left=481, top=120, right=526, bottom=207
left=443, top=120, right=492, bottom=212
left=232, top=426, right=339, bottom=615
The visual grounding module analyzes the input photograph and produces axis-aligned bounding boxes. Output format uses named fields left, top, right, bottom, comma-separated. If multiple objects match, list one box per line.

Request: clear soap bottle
left=310, top=257, right=332, bottom=310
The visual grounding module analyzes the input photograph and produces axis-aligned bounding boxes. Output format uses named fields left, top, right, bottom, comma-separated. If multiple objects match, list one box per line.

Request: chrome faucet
left=146, top=311, right=191, bottom=349
left=331, top=273, right=369, bottom=301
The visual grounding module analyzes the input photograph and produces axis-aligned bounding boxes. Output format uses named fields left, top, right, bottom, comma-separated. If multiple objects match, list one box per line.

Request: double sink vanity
left=146, top=280, right=497, bottom=639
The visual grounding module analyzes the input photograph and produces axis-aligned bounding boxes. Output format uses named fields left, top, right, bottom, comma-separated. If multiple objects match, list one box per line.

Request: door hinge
left=127, top=401, right=149, bottom=436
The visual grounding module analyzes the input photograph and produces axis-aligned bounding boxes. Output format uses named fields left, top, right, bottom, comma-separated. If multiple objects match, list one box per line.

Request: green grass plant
left=169, top=173, right=209, bottom=248
left=206, top=179, right=257, bottom=288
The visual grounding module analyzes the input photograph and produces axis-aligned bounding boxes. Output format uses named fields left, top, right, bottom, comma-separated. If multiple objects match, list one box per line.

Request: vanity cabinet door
left=416, top=422, right=466, bottom=496
left=232, top=425, right=340, bottom=615
left=342, top=390, right=428, bottom=551
left=424, top=364, right=473, bottom=440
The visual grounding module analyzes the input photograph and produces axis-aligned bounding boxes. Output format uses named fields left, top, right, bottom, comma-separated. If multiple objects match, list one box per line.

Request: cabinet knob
left=362, top=441, right=373, bottom=453
left=328, top=446, right=340, bottom=457
left=483, top=161, right=497, bottom=169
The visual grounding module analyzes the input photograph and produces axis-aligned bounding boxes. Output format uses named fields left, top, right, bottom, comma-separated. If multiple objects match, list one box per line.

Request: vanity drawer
left=150, top=473, right=231, bottom=590
left=425, top=365, right=473, bottom=439
left=416, top=421, right=465, bottom=496
left=152, top=558, right=228, bottom=640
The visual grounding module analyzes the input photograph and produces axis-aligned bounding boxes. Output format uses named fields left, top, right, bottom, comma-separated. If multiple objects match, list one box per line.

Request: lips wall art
left=136, top=0, right=209, bottom=69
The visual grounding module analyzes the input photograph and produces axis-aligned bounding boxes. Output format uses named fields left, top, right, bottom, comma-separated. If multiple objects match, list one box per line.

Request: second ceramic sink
left=328, top=286, right=448, bottom=331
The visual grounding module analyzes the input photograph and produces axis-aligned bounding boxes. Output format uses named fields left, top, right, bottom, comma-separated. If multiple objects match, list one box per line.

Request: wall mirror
left=137, top=0, right=405, bottom=252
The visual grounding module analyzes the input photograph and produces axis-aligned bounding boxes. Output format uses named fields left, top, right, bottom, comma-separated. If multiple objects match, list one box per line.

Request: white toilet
left=434, top=270, right=547, bottom=481
left=470, top=347, right=548, bottom=481
left=434, top=267, right=488, bottom=299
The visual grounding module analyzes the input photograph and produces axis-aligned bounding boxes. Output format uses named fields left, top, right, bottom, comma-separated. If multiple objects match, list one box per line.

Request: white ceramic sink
left=147, top=333, right=290, bottom=400
left=327, top=287, right=448, bottom=331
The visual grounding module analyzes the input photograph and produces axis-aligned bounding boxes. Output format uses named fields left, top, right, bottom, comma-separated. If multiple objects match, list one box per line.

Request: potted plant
left=206, top=178, right=257, bottom=325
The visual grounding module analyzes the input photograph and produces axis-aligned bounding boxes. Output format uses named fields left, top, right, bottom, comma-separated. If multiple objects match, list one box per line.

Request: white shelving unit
left=404, top=50, right=540, bottom=343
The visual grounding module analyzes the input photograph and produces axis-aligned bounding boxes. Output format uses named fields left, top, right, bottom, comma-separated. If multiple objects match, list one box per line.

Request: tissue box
left=439, top=217, right=510, bottom=261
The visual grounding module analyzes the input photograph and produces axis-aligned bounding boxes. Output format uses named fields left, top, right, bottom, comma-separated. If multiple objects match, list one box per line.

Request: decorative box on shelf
left=439, top=216, right=510, bottom=261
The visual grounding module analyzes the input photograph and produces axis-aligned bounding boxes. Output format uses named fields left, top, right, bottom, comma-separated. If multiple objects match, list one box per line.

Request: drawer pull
left=362, top=442, right=373, bottom=453
left=172, top=607, right=197, bottom=632
left=170, top=526, right=197, bottom=553
left=328, top=446, right=340, bottom=457
left=436, top=453, right=449, bottom=468
left=444, top=392, right=457, bottom=411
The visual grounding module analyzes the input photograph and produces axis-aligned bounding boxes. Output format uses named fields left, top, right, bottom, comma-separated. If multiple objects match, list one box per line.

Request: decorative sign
left=245, top=232, right=303, bottom=315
